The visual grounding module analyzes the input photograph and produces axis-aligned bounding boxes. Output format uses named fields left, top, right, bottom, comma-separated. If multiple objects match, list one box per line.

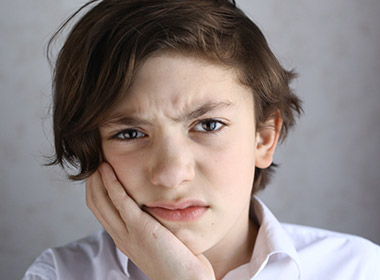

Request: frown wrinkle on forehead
left=103, top=100, right=235, bottom=127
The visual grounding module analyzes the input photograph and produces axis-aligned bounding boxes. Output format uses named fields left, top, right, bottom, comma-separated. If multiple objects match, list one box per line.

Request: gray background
left=1, top=0, right=379, bottom=279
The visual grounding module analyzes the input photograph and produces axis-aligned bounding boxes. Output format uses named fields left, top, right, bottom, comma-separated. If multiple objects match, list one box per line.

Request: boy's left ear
left=255, top=113, right=282, bottom=169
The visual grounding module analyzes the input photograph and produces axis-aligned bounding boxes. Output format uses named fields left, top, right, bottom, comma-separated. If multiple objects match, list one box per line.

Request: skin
left=86, top=52, right=281, bottom=280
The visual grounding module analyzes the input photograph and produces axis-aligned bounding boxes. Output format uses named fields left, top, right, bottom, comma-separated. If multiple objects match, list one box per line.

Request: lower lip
left=147, top=206, right=209, bottom=222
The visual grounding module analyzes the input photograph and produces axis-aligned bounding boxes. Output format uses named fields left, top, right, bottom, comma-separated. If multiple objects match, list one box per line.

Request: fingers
left=85, top=168, right=129, bottom=248
left=98, top=162, right=144, bottom=225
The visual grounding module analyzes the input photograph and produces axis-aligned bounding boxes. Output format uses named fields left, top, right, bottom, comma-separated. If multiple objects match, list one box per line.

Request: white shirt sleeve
left=22, top=249, right=57, bottom=280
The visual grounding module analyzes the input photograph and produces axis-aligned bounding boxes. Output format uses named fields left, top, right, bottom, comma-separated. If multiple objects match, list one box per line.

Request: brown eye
left=193, top=119, right=224, bottom=132
left=114, top=129, right=146, bottom=140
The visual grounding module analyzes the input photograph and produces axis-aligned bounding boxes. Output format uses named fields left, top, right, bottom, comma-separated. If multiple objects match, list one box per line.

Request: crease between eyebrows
left=102, top=101, right=235, bottom=127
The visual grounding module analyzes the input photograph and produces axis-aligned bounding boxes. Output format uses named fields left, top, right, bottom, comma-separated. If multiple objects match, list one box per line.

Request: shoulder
left=282, top=223, right=380, bottom=279
left=282, top=222, right=379, bottom=250
left=22, top=229, right=124, bottom=280
left=52, top=228, right=115, bottom=262
left=22, top=248, right=57, bottom=280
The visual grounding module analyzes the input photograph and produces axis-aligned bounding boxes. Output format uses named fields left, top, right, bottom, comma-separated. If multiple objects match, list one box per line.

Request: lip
left=144, top=200, right=209, bottom=222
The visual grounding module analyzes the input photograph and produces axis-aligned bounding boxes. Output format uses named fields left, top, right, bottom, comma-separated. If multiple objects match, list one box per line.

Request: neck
left=204, top=212, right=258, bottom=280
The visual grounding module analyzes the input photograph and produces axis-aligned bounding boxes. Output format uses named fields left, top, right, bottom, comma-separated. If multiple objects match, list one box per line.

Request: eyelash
left=110, top=129, right=147, bottom=141
left=110, top=119, right=227, bottom=141
left=191, top=119, right=226, bottom=133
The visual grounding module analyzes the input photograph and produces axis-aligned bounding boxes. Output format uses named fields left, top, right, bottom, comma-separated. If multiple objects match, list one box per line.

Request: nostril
left=150, top=160, right=195, bottom=188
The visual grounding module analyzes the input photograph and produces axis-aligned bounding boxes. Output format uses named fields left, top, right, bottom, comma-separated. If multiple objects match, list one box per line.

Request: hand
left=86, top=162, right=216, bottom=280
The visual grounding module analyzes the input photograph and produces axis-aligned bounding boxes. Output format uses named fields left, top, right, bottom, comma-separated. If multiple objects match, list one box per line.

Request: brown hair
left=48, top=0, right=302, bottom=193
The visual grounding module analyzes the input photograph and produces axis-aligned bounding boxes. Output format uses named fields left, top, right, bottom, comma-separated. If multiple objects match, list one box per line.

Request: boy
left=23, top=0, right=380, bottom=279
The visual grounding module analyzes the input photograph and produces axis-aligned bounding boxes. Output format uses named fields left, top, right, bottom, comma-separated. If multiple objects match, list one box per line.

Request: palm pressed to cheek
left=101, top=146, right=151, bottom=202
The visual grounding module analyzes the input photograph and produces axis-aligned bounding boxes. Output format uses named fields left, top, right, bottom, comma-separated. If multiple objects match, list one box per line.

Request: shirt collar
left=115, top=197, right=302, bottom=279
left=249, top=196, right=302, bottom=279
left=116, top=247, right=130, bottom=278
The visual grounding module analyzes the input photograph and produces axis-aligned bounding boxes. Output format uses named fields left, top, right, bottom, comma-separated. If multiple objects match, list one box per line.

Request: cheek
left=102, top=147, right=146, bottom=196
left=202, top=139, right=256, bottom=197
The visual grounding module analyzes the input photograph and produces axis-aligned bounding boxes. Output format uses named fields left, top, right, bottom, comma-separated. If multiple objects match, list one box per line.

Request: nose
left=149, top=135, right=195, bottom=188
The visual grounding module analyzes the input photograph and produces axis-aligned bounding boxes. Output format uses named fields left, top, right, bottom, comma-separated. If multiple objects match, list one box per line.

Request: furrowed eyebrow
left=178, top=101, right=234, bottom=122
left=102, top=116, right=152, bottom=127
left=102, top=101, right=234, bottom=127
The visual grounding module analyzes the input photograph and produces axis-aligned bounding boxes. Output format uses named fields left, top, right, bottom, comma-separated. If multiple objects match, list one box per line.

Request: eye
left=192, top=119, right=225, bottom=133
left=112, top=129, right=146, bottom=140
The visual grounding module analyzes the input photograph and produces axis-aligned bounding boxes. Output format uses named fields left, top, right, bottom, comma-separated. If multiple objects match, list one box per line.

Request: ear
left=255, top=113, right=282, bottom=169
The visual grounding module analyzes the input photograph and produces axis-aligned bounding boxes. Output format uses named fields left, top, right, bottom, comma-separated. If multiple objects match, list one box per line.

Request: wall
left=1, top=1, right=379, bottom=279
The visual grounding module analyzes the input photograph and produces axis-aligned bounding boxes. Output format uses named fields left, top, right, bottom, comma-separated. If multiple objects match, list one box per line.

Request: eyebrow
left=179, top=101, right=234, bottom=121
left=103, top=101, right=234, bottom=127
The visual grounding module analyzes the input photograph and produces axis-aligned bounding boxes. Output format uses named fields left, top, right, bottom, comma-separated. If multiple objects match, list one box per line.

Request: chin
left=168, top=226, right=212, bottom=255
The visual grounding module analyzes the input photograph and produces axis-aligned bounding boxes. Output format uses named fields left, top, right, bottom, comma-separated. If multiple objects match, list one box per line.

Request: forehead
left=105, top=52, right=252, bottom=120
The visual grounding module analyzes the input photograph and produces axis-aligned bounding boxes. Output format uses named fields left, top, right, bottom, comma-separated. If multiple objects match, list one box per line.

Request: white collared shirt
left=23, top=198, right=380, bottom=280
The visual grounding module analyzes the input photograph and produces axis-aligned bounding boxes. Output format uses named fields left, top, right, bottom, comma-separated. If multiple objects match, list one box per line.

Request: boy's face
left=100, top=52, right=262, bottom=255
